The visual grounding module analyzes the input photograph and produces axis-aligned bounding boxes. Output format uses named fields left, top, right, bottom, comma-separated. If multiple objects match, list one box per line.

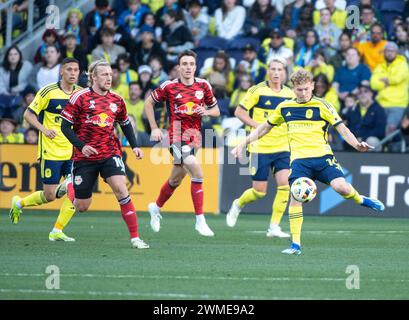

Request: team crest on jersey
left=306, top=109, right=313, bottom=119
left=110, top=103, right=118, bottom=113
left=195, top=90, right=204, bottom=100
left=74, top=175, right=83, bottom=185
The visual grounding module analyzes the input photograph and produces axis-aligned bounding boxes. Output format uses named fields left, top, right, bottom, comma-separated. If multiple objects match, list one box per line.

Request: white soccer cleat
left=55, top=175, right=72, bottom=199
left=266, top=225, right=291, bottom=238
left=49, top=231, right=75, bottom=242
left=226, top=199, right=242, bottom=227
left=148, top=202, right=162, bottom=232
left=131, top=237, right=150, bottom=249
left=195, top=222, right=215, bottom=237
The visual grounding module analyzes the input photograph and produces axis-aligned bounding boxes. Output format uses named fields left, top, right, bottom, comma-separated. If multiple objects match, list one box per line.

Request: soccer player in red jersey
left=60, top=60, right=149, bottom=249
left=145, top=50, right=220, bottom=237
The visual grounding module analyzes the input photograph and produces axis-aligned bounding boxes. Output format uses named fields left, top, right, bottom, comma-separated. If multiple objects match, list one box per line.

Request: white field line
left=248, top=230, right=409, bottom=234
left=0, top=288, right=341, bottom=300
left=1, top=273, right=408, bottom=283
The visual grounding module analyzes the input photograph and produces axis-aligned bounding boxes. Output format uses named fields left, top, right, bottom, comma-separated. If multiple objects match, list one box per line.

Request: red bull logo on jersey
left=175, top=101, right=200, bottom=116
left=85, top=113, right=115, bottom=127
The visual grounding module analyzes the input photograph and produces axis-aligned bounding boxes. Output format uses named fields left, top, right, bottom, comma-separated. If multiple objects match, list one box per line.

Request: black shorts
left=72, top=155, right=126, bottom=199
left=169, top=142, right=198, bottom=164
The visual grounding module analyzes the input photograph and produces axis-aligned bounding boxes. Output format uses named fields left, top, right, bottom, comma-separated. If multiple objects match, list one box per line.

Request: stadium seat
left=199, top=57, right=236, bottom=75
left=217, top=98, right=231, bottom=117
left=226, top=48, right=244, bottom=66
left=227, top=37, right=261, bottom=52
left=198, top=36, right=227, bottom=50
left=193, top=47, right=220, bottom=73
left=380, top=1, right=406, bottom=36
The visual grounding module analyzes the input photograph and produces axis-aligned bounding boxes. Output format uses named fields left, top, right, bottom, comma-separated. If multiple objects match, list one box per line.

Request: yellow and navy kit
left=28, top=82, right=81, bottom=161
left=267, top=96, right=343, bottom=162
left=240, top=82, right=295, bottom=154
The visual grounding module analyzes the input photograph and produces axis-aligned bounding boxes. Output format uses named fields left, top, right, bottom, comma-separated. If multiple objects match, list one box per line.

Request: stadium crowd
left=0, top=0, right=408, bottom=151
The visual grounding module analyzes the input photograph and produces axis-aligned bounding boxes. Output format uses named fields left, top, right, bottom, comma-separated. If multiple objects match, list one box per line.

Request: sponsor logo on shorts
left=74, top=175, right=83, bottom=185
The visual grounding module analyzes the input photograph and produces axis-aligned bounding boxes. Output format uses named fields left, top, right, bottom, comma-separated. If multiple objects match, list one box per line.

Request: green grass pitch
left=0, top=209, right=408, bottom=300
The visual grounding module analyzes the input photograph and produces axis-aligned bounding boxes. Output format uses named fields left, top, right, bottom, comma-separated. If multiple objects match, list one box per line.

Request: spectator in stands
left=91, top=28, right=126, bottom=63
left=13, top=85, right=36, bottom=125
left=93, top=15, right=135, bottom=54
left=137, top=64, right=156, bottom=99
left=121, top=114, right=154, bottom=147
left=111, top=63, right=129, bottom=99
left=314, top=7, right=341, bottom=58
left=296, top=2, right=315, bottom=38
left=117, top=53, right=138, bottom=86
left=295, top=29, right=320, bottom=68
left=395, top=23, right=409, bottom=62
left=281, top=0, right=308, bottom=36
left=61, top=31, right=88, bottom=73
left=341, top=93, right=360, bottom=136
left=139, top=12, right=162, bottom=41
left=370, top=41, right=409, bottom=137
left=155, top=0, right=182, bottom=28
left=133, top=25, right=166, bottom=70
left=313, top=73, right=340, bottom=111
left=305, top=49, right=335, bottom=82
left=274, top=0, right=301, bottom=15
left=0, top=114, right=24, bottom=144
left=229, top=74, right=253, bottom=117
left=258, top=28, right=294, bottom=67
left=0, top=45, right=33, bottom=97
left=354, top=84, right=386, bottom=151
left=241, top=44, right=266, bottom=85
left=329, top=31, right=352, bottom=69
left=167, top=61, right=180, bottom=80
left=33, top=29, right=60, bottom=65
left=64, top=8, right=88, bottom=49
left=184, top=0, right=209, bottom=46
left=126, top=82, right=146, bottom=132
left=352, top=4, right=377, bottom=43
left=161, top=10, right=194, bottom=63
left=84, top=0, right=114, bottom=38
left=313, top=0, right=347, bottom=29
left=24, top=127, right=38, bottom=145
left=333, top=47, right=371, bottom=102
left=214, top=0, right=246, bottom=40
left=354, top=23, right=387, bottom=71
left=149, top=56, right=168, bottom=86
left=118, top=0, right=151, bottom=39
left=35, top=44, right=61, bottom=89
left=244, top=0, right=281, bottom=40
left=201, top=50, right=235, bottom=96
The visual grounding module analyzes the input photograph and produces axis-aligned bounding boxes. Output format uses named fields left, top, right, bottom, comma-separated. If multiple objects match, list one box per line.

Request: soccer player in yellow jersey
left=233, top=69, right=385, bottom=255
left=9, top=58, right=81, bottom=242
left=226, top=57, right=295, bottom=238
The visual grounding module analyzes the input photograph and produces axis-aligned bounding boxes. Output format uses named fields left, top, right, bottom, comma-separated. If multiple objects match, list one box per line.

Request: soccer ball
left=291, top=177, right=317, bottom=203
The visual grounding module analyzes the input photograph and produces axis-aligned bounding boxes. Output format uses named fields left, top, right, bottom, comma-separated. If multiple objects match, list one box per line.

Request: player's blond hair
left=290, top=69, right=314, bottom=86
left=267, top=56, right=287, bottom=68
left=87, top=60, right=111, bottom=85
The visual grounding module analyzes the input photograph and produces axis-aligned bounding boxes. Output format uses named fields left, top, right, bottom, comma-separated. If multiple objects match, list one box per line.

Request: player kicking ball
left=144, top=50, right=220, bottom=237
left=60, top=60, right=149, bottom=249
left=232, top=69, right=385, bottom=255
left=226, top=57, right=295, bottom=238
left=9, top=58, right=81, bottom=241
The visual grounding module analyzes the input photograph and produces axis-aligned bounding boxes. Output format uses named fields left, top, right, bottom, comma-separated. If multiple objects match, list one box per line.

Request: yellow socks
left=289, top=205, right=303, bottom=245
left=271, top=186, right=290, bottom=225
left=237, top=188, right=266, bottom=207
left=343, top=185, right=363, bottom=204
left=54, top=197, right=76, bottom=231
left=20, top=191, right=47, bottom=207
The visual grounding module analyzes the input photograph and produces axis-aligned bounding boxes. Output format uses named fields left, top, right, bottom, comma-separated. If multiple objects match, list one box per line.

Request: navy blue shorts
left=289, top=155, right=344, bottom=186
left=249, top=152, right=290, bottom=181
left=40, top=159, right=72, bottom=185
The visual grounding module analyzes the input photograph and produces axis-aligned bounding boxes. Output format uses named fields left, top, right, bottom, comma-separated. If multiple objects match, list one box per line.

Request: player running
left=145, top=50, right=220, bottom=237
left=232, top=69, right=385, bottom=255
left=226, top=57, right=295, bottom=238
left=60, top=60, right=149, bottom=249
left=9, top=58, right=81, bottom=242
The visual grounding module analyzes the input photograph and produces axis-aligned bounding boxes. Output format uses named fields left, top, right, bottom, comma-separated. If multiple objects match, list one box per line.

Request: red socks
left=119, top=196, right=138, bottom=238
left=156, top=180, right=177, bottom=207
left=191, top=179, right=203, bottom=215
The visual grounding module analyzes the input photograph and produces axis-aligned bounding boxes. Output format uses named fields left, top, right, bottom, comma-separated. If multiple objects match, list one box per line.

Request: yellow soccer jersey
left=28, top=82, right=81, bottom=160
left=267, top=96, right=343, bottom=161
left=240, top=82, right=295, bottom=154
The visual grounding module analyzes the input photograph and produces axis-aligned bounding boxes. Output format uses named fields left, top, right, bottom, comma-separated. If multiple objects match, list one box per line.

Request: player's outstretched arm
left=24, top=109, right=57, bottom=139
left=231, top=121, right=274, bottom=158
left=144, top=95, right=163, bottom=141
left=335, top=122, right=374, bottom=152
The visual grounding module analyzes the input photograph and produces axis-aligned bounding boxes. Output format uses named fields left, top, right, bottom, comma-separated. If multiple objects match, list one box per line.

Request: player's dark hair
left=178, top=50, right=197, bottom=65
left=61, top=57, right=79, bottom=67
